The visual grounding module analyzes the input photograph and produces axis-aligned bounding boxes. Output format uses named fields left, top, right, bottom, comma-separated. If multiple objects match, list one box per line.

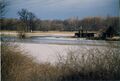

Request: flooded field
left=1, top=35, right=120, bottom=63
left=1, top=36, right=120, bottom=46
left=19, top=43, right=119, bottom=64
left=6, top=36, right=117, bottom=64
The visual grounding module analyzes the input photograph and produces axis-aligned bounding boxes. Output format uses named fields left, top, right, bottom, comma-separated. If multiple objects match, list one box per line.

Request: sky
left=5, top=0, right=119, bottom=20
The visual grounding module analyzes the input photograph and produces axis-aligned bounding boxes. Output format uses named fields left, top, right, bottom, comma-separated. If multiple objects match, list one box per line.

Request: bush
left=1, top=42, right=34, bottom=81
left=56, top=47, right=120, bottom=80
left=1, top=42, right=60, bottom=81
left=17, top=31, right=26, bottom=39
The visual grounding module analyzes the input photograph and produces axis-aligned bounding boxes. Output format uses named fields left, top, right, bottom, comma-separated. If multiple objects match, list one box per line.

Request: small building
left=75, top=32, right=95, bottom=38
left=74, top=26, right=95, bottom=38
left=74, top=25, right=115, bottom=39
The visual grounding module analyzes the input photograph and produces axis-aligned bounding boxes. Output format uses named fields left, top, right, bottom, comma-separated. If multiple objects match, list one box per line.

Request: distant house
left=75, top=32, right=95, bottom=38
left=75, top=26, right=95, bottom=38
left=75, top=25, right=115, bottom=39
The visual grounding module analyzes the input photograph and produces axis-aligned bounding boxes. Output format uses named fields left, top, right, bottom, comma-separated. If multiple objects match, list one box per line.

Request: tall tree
left=28, top=12, right=36, bottom=32
left=18, top=9, right=29, bottom=32
left=18, top=9, right=37, bottom=32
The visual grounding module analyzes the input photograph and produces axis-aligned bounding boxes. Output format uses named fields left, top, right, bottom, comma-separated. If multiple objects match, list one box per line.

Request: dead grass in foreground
left=1, top=41, right=120, bottom=81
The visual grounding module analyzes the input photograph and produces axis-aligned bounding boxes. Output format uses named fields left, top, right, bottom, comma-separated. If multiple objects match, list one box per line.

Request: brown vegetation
left=1, top=16, right=119, bottom=34
left=1, top=42, right=120, bottom=81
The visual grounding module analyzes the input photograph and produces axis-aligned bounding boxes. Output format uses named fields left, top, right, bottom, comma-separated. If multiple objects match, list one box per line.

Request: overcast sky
left=5, top=0, right=119, bottom=20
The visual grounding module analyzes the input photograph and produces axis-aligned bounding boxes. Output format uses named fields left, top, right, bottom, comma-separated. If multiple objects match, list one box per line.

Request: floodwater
left=1, top=36, right=120, bottom=64
left=30, top=36, right=120, bottom=46
left=2, top=36, right=120, bottom=46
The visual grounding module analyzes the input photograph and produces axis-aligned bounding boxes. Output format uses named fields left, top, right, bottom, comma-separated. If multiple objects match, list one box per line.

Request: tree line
left=0, top=8, right=120, bottom=35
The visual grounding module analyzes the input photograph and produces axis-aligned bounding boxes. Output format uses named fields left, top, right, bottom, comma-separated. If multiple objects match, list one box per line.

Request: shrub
left=1, top=42, right=34, bottom=81
left=56, top=47, right=120, bottom=80
left=1, top=42, right=60, bottom=81
left=17, top=31, right=26, bottom=39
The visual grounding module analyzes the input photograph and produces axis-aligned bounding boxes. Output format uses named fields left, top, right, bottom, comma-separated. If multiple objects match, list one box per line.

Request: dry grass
left=56, top=47, right=120, bottom=80
left=1, top=41, right=120, bottom=81
left=1, top=31, right=75, bottom=37
left=1, top=42, right=35, bottom=81
left=1, top=42, right=60, bottom=81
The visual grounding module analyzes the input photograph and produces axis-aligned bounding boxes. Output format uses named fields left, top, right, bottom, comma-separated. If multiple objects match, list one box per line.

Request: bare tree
left=28, top=12, right=36, bottom=32
left=0, top=0, right=9, bottom=30
left=0, top=0, right=9, bottom=18
left=18, top=9, right=37, bottom=32
left=18, top=9, right=29, bottom=32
